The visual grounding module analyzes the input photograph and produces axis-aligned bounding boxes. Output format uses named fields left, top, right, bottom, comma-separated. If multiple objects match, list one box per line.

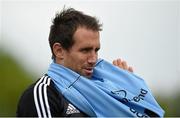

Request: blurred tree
left=0, top=50, right=34, bottom=116
left=156, top=92, right=180, bottom=117
left=172, top=93, right=180, bottom=116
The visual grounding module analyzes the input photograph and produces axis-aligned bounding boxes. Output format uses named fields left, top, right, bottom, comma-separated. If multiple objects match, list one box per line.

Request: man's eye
left=95, top=48, right=100, bottom=52
left=81, top=48, right=90, bottom=53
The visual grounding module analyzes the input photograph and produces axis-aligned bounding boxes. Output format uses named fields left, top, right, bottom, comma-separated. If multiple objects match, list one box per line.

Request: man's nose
left=88, top=52, right=97, bottom=65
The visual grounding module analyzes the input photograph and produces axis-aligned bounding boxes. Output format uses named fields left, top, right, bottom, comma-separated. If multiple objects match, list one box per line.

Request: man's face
left=62, top=27, right=100, bottom=78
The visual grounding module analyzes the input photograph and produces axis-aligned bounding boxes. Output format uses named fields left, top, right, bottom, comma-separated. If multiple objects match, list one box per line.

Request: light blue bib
left=47, top=59, right=164, bottom=117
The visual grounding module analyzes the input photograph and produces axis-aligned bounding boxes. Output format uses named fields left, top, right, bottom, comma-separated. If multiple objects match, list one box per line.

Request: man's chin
left=83, top=70, right=93, bottom=78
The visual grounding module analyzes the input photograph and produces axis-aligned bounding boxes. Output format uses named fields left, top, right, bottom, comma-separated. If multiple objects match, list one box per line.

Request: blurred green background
left=0, top=48, right=180, bottom=116
left=0, top=49, right=34, bottom=116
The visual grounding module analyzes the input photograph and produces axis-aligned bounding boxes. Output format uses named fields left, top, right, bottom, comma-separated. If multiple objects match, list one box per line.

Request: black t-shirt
left=16, top=74, right=88, bottom=117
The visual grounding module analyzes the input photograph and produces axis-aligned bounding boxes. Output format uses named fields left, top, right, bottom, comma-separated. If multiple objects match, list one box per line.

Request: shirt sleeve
left=16, top=84, right=39, bottom=117
left=16, top=79, right=65, bottom=117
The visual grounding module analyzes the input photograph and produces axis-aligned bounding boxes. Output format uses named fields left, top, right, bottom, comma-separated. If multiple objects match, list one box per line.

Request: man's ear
left=52, top=43, right=64, bottom=60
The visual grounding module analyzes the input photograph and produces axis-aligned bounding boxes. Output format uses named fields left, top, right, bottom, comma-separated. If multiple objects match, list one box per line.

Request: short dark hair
left=48, top=8, right=102, bottom=59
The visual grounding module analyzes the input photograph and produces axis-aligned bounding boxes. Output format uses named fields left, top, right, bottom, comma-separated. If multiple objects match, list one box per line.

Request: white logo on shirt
left=66, top=103, right=80, bottom=115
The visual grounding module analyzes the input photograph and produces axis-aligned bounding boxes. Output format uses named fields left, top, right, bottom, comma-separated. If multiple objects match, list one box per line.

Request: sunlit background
left=0, top=0, right=180, bottom=116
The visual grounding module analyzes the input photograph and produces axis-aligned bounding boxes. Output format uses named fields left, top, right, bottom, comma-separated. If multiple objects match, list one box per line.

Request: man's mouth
left=84, top=67, right=94, bottom=76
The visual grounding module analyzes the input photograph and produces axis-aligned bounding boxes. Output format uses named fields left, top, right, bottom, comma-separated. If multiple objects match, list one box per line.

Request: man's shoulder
left=20, top=74, right=59, bottom=99
left=17, top=74, right=61, bottom=116
left=17, top=74, right=88, bottom=117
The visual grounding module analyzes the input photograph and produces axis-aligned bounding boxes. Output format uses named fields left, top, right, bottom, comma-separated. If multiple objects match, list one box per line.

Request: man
left=17, top=8, right=164, bottom=117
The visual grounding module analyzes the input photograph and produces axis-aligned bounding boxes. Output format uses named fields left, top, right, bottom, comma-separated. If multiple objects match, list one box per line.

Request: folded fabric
left=47, top=59, right=165, bottom=117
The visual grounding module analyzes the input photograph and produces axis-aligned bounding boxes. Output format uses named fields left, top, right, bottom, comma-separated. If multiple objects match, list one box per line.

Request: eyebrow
left=79, top=46, right=100, bottom=52
left=80, top=47, right=93, bottom=51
